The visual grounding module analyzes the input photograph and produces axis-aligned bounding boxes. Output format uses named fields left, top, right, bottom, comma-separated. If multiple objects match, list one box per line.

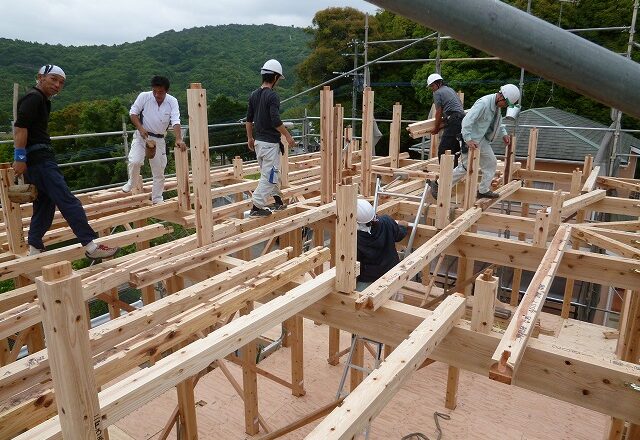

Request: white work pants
left=451, top=138, right=497, bottom=194
left=125, top=135, right=167, bottom=204
left=252, top=140, right=283, bottom=209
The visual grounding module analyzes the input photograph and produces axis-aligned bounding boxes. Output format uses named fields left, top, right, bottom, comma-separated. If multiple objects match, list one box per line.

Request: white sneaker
left=86, top=244, right=119, bottom=260
left=29, top=245, right=44, bottom=256
left=122, top=182, right=132, bottom=193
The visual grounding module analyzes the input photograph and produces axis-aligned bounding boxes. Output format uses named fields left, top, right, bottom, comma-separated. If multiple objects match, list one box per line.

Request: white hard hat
left=499, top=84, right=521, bottom=107
left=427, top=73, right=443, bottom=86
left=261, top=59, right=284, bottom=79
left=356, top=199, right=375, bottom=224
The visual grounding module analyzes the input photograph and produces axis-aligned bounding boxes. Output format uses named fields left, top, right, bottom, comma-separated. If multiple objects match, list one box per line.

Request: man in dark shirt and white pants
left=245, top=59, right=295, bottom=217
left=12, top=65, right=118, bottom=259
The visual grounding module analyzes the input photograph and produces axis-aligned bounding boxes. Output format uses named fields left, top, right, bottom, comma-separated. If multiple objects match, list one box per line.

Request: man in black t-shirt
left=245, top=59, right=295, bottom=217
left=12, top=65, right=119, bottom=259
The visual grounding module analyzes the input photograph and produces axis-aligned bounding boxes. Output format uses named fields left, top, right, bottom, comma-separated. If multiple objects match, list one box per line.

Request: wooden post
left=510, top=268, right=522, bottom=306
left=471, top=269, right=498, bottom=334
left=560, top=171, right=584, bottom=318
left=430, top=133, right=439, bottom=160
left=280, top=134, right=289, bottom=189
left=435, top=151, right=454, bottom=229
left=187, top=83, right=214, bottom=246
left=527, top=127, right=538, bottom=171
left=0, top=166, right=27, bottom=255
left=290, top=314, right=305, bottom=397
left=445, top=365, right=460, bottom=410
left=389, top=103, right=402, bottom=168
left=345, top=126, right=354, bottom=171
left=333, top=104, right=344, bottom=193
left=36, top=261, right=104, bottom=439
left=350, top=337, right=364, bottom=391
left=548, top=190, right=563, bottom=226
left=335, top=184, right=357, bottom=293
left=583, top=154, right=594, bottom=180
left=463, top=147, right=480, bottom=210
left=320, top=87, right=334, bottom=204
left=176, top=377, right=198, bottom=440
left=175, top=137, right=191, bottom=212
left=328, top=327, right=341, bottom=366
left=233, top=156, right=243, bottom=181
left=241, top=302, right=259, bottom=435
left=233, top=157, right=251, bottom=260
left=532, top=209, right=550, bottom=247
left=361, top=87, right=374, bottom=197
left=504, top=135, right=516, bottom=184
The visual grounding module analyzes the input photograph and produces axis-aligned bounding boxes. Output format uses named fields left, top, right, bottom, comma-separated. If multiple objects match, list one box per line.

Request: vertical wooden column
left=389, top=103, right=402, bottom=168
left=561, top=170, right=583, bottom=318
left=430, top=133, right=439, bottom=160
left=504, top=135, right=516, bottom=184
left=464, top=147, right=480, bottom=209
left=444, top=365, right=460, bottom=410
left=335, top=184, right=357, bottom=293
left=333, top=104, right=344, bottom=193
left=175, top=137, right=191, bottom=212
left=361, top=87, right=374, bottom=197
left=582, top=154, right=594, bottom=182
left=36, top=261, right=104, bottom=439
left=471, top=269, right=497, bottom=334
left=328, top=327, right=341, bottom=366
left=187, top=83, right=213, bottom=246
left=0, top=165, right=27, bottom=255
left=532, top=210, right=550, bottom=247
left=349, top=337, right=364, bottom=392
left=548, top=190, right=563, bottom=227
left=435, top=151, right=454, bottom=229
left=605, top=289, right=640, bottom=439
left=133, top=219, right=156, bottom=305
left=320, top=87, right=334, bottom=204
left=344, top=127, right=354, bottom=171
left=280, top=134, right=290, bottom=189
left=233, top=157, right=251, bottom=260
left=176, top=377, right=198, bottom=440
left=241, top=302, right=259, bottom=435
left=289, top=314, right=306, bottom=397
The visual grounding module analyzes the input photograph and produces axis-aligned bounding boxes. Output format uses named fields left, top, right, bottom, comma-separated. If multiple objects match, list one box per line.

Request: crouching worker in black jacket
left=355, top=199, right=408, bottom=291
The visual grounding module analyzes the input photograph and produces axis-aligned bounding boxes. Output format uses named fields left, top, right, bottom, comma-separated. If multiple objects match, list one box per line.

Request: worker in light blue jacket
left=433, top=84, right=520, bottom=199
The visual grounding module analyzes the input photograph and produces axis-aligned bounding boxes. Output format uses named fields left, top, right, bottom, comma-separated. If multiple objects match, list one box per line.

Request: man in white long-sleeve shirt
left=432, top=84, right=520, bottom=199
left=122, top=76, right=186, bottom=204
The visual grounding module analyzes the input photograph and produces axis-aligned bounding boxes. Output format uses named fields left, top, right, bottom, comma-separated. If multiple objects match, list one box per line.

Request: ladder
left=335, top=334, right=385, bottom=439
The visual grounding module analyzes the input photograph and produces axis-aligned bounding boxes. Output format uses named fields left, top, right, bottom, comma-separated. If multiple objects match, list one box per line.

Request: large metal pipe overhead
left=364, top=0, right=640, bottom=120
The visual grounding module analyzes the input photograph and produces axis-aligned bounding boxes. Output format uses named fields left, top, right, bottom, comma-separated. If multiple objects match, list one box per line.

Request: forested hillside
left=0, top=24, right=310, bottom=130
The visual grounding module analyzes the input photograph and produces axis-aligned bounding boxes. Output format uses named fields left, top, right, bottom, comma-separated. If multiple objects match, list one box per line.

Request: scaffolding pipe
left=364, top=0, right=640, bottom=119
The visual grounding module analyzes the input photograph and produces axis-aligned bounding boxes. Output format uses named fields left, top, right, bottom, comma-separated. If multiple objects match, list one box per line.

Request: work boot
left=249, top=205, right=272, bottom=218
left=85, top=244, right=120, bottom=260
left=477, top=190, right=500, bottom=199
left=429, top=180, right=439, bottom=199
left=272, top=196, right=287, bottom=211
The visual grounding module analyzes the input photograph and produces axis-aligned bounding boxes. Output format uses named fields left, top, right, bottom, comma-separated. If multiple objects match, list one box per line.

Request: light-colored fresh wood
left=335, top=184, right=357, bottom=293
left=435, top=151, right=454, bottom=229
left=320, top=87, right=334, bottom=204
left=361, top=87, right=374, bottom=197
left=471, top=269, right=497, bottom=334
left=388, top=103, right=402, bottom=168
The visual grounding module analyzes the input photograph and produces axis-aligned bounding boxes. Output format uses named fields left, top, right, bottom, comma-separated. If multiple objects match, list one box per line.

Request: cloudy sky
left=4, top=1, right=381, bottom=46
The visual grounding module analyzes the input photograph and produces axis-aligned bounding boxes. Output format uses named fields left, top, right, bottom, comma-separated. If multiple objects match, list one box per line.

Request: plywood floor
left=116, top=319, right=607, bottom=439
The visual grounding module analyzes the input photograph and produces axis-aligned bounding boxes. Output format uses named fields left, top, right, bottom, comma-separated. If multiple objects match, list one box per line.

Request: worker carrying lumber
left=355, top=199, right=408, bottom=291
left=431, top=84, right=520, bottom=200
left=12, top=65, right=119, bottom=259
left=245, top=59, right=296, bottom=218
left=427, top=73, right=465, bottom=167
left=122, top=76, right=187, bottom=204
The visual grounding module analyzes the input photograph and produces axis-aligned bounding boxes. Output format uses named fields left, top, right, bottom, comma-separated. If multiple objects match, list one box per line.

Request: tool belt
left=145, top=139, right=157, bottom=159
left=8, top=183, right=37, bottom=204
left=147, top=132, right=165, bottom=139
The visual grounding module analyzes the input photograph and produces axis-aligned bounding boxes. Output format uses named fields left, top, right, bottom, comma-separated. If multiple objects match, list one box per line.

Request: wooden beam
left=335, top=184, right=357, bottom=293
left=187, top=83, right=214, bottom=246
left=320, top=87, right=334, bottom=204
left=16, top=269, right=339, bottom=439
left=435, top=151, right=454, bottom=229
left=490, top=225, right=571, bottom=384
left=356, top=207, right=481, bottom=311
left=388, top=103, right=402, bottom=168
left=36, top=262, right=104, bottom=439
left=582, top=166, right=601, bottom=193
left=305, top=295, right=465, bottom=440
left=562, top=189, right=606, bottom=218
left=572, top=227, right=640, bottom=260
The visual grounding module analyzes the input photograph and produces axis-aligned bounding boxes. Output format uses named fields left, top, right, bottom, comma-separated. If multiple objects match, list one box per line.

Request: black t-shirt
left=246, top=87, right=283, bottom=143
left=14, top=88, right=51, bottom=146
left=356, top=215, right=408, bottom=282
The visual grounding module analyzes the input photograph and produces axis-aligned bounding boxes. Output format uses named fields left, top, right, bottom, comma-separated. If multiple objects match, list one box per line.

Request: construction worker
left=122, top=76, right=187, bottom=204
left=12, top=65, right=119, bottom=259
left=355, top=199, right=408, bottom=291
left=431, top=84, right=520, bottom=199
left=245, top=59, right=295, bottom=217
left=427, top=73, right=465, bottom=166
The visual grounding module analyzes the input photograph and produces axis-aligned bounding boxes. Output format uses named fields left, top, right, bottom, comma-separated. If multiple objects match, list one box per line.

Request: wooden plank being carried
left=14, top=268, right=339, bottom=440
left=355, top=207, right=481, bottom=311
left=305, top=294, right=466, bottom=439
left=489, top=225, right=571, bottom=384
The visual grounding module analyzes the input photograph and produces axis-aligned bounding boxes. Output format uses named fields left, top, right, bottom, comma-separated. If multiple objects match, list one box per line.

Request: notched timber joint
left=489, top=350, right=514, bottom=385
